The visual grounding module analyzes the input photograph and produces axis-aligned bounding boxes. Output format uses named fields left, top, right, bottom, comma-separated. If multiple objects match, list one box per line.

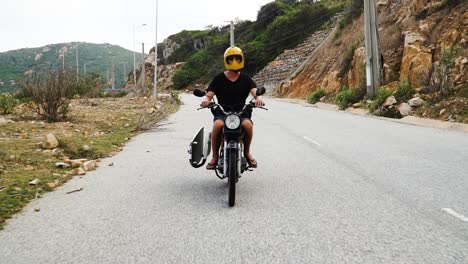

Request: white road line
left=303, top=136, right=321, bottom=146
left=441, top=208, right=468, bottom=222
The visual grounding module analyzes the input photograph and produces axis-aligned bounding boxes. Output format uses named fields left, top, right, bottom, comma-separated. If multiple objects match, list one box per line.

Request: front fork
left=220, top=141, right=244, bottom=177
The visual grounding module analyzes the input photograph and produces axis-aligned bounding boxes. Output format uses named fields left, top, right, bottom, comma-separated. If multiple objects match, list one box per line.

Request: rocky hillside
left=0, top=43, right=135, bottom=93
left=253, top=13, right=343, bottom=93
left=127, top=0, right=344, bottom=91
left=279, top=0, right=467, bottom=121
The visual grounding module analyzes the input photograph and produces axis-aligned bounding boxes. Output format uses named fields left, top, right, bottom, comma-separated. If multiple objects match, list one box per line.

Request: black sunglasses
left=226, top=55, right=242, bottom=62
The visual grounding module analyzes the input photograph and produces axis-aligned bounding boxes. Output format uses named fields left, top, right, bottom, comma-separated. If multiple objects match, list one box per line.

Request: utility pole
left=120, top=62, right=128, bottom=86
left=62, top=50, right=65, bottom=70
left=133, top=23, right=147, bottom=88
left=230, top=21, right=235, bottom=47
left=133, top=24, right=137, bottom=88
left=364, top=0, right=382, bottom=98
left=75, top=43, right=79, bottom=82
left=141, top=43, right=145, bottom=92
left=153, top=0, right=159, bottom=101
left=112, top=58, right=115, bottom=90
left=84, top=63, right=87, bottom=75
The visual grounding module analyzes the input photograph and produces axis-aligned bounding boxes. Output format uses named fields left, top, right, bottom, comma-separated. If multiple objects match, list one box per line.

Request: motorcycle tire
left=227, top=148, right=238, bottom=207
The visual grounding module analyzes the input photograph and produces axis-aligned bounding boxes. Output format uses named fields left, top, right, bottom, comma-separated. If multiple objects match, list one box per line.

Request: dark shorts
left=211, top=108, right=253, bottom=124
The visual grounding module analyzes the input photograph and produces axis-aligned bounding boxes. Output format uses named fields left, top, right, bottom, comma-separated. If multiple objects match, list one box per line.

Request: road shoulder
left=276, top=98, right=468, bottom=134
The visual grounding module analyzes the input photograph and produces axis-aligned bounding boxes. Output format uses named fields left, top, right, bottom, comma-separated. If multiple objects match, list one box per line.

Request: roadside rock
left=55, top=162, right=71, bottom=168
left=42, top=134, right=59, bottom=149
left=74, top=168, right=86, bottom=176
left=398, top=103, right=412, bottom=116
left=66, top=159, right=87, bottom=168
left=47, top=180, right=59, bottom=188
left=0, top=117, right=9, bottom=126
left=409, top=97, right=425, bottom=107
left=146, top=107, right=157, bottom=114
left=83, top=160, right=98, bottom=171
left=82, top=145, right=91, bottom=151
left=29, top=179, right=40, bottom=185
left=384, top=96, right=397, bottom=107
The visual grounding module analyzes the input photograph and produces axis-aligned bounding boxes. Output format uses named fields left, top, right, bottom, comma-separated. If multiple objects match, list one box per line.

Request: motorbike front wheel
left=226, top=148, right=238, bottom=207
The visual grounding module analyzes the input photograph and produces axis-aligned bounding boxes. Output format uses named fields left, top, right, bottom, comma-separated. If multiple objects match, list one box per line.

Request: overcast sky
left=0, top=0, right=273, bottom=53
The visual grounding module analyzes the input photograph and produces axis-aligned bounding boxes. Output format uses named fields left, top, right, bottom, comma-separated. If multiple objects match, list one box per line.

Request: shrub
left=393, top=80, right=414, bottom=102
left=75, top=73, right=103, bottom=97
left=430, top=45, right=460, bottom=101
left=170, top=91, right=180, bottom=103
left=370, top=88, right=393, bottom=112
left=307, top=88, right=326, bottom=104
left=0, top=93, right=19, bottom=114
left=99, top=90, right=128, bottom=98
left=21, top=70, right=76, bottom=122
left=335, top=86, right=365, bottom=110
left=339, top=42, right=359, bottom=78
left=335, top=87, right=354, bottom=110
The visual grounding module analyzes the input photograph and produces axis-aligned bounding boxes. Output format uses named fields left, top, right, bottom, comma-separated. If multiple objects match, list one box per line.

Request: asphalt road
left=1, top=94, right=467, bottom=264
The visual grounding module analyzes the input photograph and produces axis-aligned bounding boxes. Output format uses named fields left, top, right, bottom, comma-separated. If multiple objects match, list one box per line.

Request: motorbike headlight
left=225, top=115, right=240, bottom=129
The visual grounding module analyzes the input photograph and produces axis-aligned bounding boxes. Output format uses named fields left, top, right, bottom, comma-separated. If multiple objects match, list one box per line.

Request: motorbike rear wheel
left=227, top=148, right=238, bottom=207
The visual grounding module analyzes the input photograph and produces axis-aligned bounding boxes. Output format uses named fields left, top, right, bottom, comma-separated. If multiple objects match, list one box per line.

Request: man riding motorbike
left=200, top=46, right=265, bottom=170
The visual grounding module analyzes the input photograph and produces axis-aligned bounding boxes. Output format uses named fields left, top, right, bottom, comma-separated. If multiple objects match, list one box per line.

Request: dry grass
left=380, top=24, right=403, bottom=51
left=0, top=95, right=179, bottom=229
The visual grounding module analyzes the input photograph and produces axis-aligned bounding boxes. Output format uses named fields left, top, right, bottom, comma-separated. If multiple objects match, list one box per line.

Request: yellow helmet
left=224, top=46, right=244, bottom=71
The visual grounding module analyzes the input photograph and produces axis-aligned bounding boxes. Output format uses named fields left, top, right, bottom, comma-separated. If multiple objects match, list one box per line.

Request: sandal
left=206, top=159, right=217, bottom=170
left=246, top=157, right=257, bottom=168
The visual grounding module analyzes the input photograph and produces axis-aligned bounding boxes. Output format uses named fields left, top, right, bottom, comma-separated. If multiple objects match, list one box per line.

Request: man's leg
left=208, top=119, right=224, bottom=166
left=241, top=119, right=256, bottom=166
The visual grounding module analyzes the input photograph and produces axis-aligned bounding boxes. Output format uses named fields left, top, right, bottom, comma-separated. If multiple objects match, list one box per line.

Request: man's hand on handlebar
left=200, top=95, right=213, bottom=107
left=255, top=96, right=265, bottom=107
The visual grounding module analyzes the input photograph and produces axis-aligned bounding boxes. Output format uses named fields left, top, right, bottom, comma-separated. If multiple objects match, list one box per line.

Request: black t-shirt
left=207, top=72, right=256, bottom=111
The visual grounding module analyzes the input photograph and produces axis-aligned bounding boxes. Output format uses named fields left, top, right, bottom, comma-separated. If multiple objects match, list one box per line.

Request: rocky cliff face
left=125, top=47, right=184, bottom=93
left=125, top=30, right=211, bottom=91
left=156, top=34, right=210, bottom=63
left=283, top=0, right=467, bottom=100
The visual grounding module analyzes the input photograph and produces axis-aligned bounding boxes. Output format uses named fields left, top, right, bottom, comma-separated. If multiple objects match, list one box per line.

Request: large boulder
left=400, top=31, right=433, bottom=88
left=321, top=71, right=341, bottom=93
left=347, top=47, right=366, bottom=91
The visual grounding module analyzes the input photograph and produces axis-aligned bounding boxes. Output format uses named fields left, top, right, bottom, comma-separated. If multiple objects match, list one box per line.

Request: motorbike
left=188, top=87, right=267, bottom=206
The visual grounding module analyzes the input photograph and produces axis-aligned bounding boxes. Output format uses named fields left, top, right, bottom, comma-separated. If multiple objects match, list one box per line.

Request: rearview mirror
left=193, top=88, right=206, bottom=97
left=256, top=87, right=266, bottom=96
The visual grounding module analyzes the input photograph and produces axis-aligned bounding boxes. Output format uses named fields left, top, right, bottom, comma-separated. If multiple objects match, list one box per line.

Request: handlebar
left=198, top=102, right=268, bottom=112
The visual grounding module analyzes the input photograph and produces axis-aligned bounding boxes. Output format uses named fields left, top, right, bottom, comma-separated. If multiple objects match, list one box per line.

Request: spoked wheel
left=226, top=149, right=238, bottom=207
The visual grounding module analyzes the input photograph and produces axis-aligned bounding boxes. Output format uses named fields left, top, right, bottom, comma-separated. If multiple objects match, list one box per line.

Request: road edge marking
left=441, top=208, right=468, bottom=222
left=303, top=136, right=321, bottom=146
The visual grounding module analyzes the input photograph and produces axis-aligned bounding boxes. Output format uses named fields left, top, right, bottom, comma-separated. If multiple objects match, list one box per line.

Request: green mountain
left=0, top=42, right=136, bottom=93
